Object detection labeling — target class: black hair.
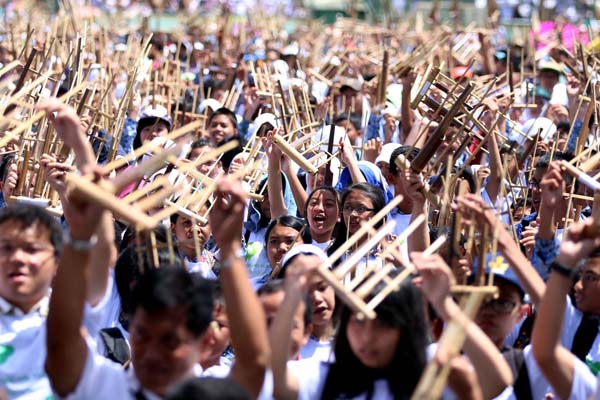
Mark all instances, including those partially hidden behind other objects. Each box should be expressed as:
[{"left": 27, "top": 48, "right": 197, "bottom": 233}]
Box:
[
  {"left": 499, "top": 140, "right": 525, "bottom": 161},
  {"left": 389, "top": 146, "right": 420, "bottom": 176},
  {"left": 166, "top": 377, "right": 252, "bottom": 400},
  {"left": 131, "top": 266, "right": 214, "bottom": 338},
  {"left": 190, "top": 138, "right": 212, "bottom": 150},
  {"left": 115, "top": 246, "right": 186, "bottom": 318},
  {"left": 328, "top": 183, "right": 386, "bottom": 258},
  {"left": 257, "top": 279, "right": 312, "bottom": 329},
  {"left": 534, "top": 151, "right": 575, "bottom": 187},
  {"left": 320, "top": 274, "right": 427, "bottom": 399},
  {"left": 218, "top": 136, "right": 245, "bottom": 171},
  {"left": 119, "top": 224, "right": 168, "bottom": 254},
  {"left": 556, "top": 121, "right": 570, "bottom": 133},
  {"left": 204, "top": 80, "right": 226, "bottom": 98},
  {"left": 334, "top": 113, "right": 362, "bottom": 131},
  {"left": 264, "top": 215, "right": 312, "bottom": 245},
  {"left": 0, "top": 204, "right": 63, "bottom": 256}
]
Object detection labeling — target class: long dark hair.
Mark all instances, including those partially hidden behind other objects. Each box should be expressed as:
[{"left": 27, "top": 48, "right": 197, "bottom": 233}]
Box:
[
  {"left": 320, "top": 276, "right": 428, "bottom": 399},
  {"left": 328, "top": 182, "right": 386, "bottom": 257}
]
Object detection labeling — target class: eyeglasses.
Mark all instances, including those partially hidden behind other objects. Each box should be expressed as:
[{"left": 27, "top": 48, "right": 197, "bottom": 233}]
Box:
[
  {"left": 343, "top": 205, "right": 375, "bottom": 215},
  {"left": 482, "top": 298, "right": 517, "bottom": 314}
]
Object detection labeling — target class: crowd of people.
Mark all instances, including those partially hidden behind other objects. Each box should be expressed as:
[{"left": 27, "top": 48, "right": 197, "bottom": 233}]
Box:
[{"left": 0, "top": 1, "right": 600, "bottom": 399}]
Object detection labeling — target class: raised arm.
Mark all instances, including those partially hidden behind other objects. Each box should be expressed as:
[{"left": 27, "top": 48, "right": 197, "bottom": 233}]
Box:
[
  {"left": 45, "top": 181, "right": 103, "bottom": 396},
  {"left": 37, "top": 100, "right": 116, "bottom": 307},
  {"left": 532, "top": 219, "right": 600, "bottom": 399},
  {"left": 414, "top": 253, "right": 513, "bottom": 399},
  {"left": 263, "top": 131, "right": 288, "bottom": 219},
  {"left": 210, "top": 178, "right": 270, "bottom": 397},
  {"left": 482, "top": 101, "right": 503, "bottom": 205},
  {"left": 281, "top": 154, "right": 308, "bottom": 217},
  {"left": 455, "top": 194, "right": 546, "bottom": 305}
]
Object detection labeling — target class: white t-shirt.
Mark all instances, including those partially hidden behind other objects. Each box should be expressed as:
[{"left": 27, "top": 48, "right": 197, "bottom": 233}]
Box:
[
  {"left": 0, "top": 277, "right": 118, "bottom": 400},
  {"left": 561, "top": 296, "right": 600, "bottom": 375},
  {"left": 300, "top": 337, "right": 332, "bottom": 363},
  {"left": 390, "top": 211, "right": 411, "bottom": 260},
  {"left": 57, "top": 342, "right": 186, "bottom": 400},
  {"left": 288, "top": 344, "right": 454, "bottom": 400},
  {"left": 494, "top": 345, "right": 598, "bottom": 400},
  {"left": 289, "top": 359, "right": 397, "bottom": 400}
]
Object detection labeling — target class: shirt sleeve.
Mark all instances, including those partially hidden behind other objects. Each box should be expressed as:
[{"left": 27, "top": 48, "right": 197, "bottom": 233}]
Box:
[
  {"left": 56, "top": 342, "right": 128, "bottom": 400},
  {"left": 531, "top": 235, "right": 559, "bottom": 281},
  {"left": 568, "top": 356, "right": 597, "bottom": 400}
]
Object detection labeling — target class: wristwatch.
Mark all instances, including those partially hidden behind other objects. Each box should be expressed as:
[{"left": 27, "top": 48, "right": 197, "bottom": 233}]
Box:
[
  {"left": 63, "top": 231, "right": 98, "bottom": 252},
  {"left": 549, "top": 260, "right": 578, "bottom": 280}
]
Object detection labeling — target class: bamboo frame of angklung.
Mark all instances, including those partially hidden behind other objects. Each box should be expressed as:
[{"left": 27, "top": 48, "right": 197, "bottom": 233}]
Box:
[
  {"left": 65, "top": 145, "right": 184, "bottom": 230},
  {"left": 411, "top": 65, "right": 531, "bottom": 143}
]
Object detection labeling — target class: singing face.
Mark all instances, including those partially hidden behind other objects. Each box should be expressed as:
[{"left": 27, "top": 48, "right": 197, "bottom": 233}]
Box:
[{"left": 306, "top": 189, "right": 339, "bottom": 241}]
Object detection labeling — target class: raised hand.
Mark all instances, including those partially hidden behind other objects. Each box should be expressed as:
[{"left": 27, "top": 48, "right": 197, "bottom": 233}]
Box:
[
  {"left": 40, "top": 153, "right": 74, "bottom": 194},
  {"left": 363, "top": 138, "right": 381, "bottom": 163},
  {"left": 540, "top": 161, "right": 564, "bottom": 209},
  {"left": 209, "top": 178, "right": 247, "bottom": 251},
  {"left": 556, "top": 218, "right": 600, "bottom": 268},
  {"left": 1, "top": 163, "right": 18, "bottom": 199},
  {"left": 412, "top": 252, "right": 455, "bottom": 313}
]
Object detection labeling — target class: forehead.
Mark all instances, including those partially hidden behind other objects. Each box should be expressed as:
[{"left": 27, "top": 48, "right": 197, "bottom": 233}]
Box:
[
  {"left": 495, "top": 280, "right": 522, "bottom": 301},
  {"left": 210, "top": 114, "right": 233, "bottom": 125},
  {"left": 583, "top": 258, "right": 600, "bottom": 273},
  {"left": 0, "top": 220, "right": 51, "bottom": 242},
  {"left": 141, "top": 121, "right": 168, "bottom": 131},
  {"left": 310, "top": 190, "right": 336, "bottom": 202},
  {"left": 269, "top": 224, "right": 299, "bottom": 237},
  {"left": 259, "top": 291, "right": 284, "bottom": 312},
  {"left": 344, "top": 190, "right": 373, "bottom": 205}
]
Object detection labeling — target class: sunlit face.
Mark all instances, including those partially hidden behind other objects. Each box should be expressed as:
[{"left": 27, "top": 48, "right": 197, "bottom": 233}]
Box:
[
  {"left": 346, "top": 314, "right": 401, "bottom": 369},
  {"left": 336, "top": 120, "right": 360, "bottom": 144},
  {"left": 574, "top": 259, "right": 600, "bottom": 314},
  {"left": 266, "top": 224, "right": 304, "bottom": 269},
  {"left": 140, "top": 121, "right": 169, "bottom": 144},
  {"left": 208, "top": 114, "right": 236, "bottom": 146},
  {"left": 307, "top": 190, "right": 339, "bottom": 241},
  {"left": 130, "top": 307, "right": 202, "bottom": 396},
  {"left": 0, "top": 221, "right": 57, "bottom": 312},
  {"left": 342, "top": 190, "right": 375, "bottom": 236},
  {"left": 171, "top": 215, "right": 211, "bottom": 259}
]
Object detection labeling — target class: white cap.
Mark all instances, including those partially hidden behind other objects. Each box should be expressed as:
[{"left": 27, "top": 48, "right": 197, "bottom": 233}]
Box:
[
  {"left": 253, "top": 112, "right": 279, "bottom": 131},
  {"left": 198, "top": 98, "right": 222, "bottom": 113},
  {"left": 281, "top": 244, "right": 331, "bottom": 270},
  {"left": 375, "top": 143, "right": 402, "bottom": 166}
]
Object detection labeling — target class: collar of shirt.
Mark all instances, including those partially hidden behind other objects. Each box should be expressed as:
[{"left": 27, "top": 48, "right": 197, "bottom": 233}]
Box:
[{"left": 0, "top": 295, "right": 50, "bottom": 317}]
